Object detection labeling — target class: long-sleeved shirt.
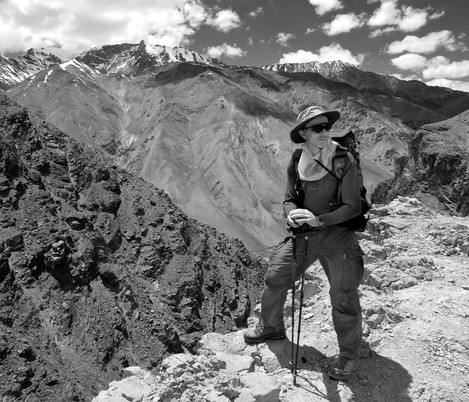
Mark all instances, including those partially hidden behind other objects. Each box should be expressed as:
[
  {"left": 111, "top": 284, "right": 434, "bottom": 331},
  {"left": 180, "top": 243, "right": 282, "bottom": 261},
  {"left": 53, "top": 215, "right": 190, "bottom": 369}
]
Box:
[{"left": 283, "top": 149, "right": 362, "bottom": 228}]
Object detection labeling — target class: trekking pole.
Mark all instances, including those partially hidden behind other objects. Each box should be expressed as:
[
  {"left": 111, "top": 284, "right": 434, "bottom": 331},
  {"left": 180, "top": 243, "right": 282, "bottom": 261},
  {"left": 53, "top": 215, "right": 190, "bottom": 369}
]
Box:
[
  {"left": 290, "top": 234, "right": 297, "bottom": 384},
  {"left": 294, "top": 235, "right": 308, "bottom": 385}
]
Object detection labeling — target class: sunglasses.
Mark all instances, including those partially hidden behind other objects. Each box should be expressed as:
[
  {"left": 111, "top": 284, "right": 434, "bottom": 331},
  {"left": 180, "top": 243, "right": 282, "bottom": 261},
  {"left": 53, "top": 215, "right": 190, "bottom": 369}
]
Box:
[{"left": 304, "top": 123, "right": 328, "bottom": 133}]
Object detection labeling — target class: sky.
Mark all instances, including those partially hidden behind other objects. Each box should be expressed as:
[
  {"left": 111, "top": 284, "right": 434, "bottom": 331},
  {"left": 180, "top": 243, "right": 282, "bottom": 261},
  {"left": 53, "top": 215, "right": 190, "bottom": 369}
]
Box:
[{"left": 1, "top": 0, "right": 469, "bottom": 92}]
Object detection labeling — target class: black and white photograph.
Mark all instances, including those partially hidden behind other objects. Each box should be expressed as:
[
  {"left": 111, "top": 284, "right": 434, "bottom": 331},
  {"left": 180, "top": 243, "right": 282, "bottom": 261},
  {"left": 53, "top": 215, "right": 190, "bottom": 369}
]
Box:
[{"left": 0, "top": 0, "right": 468, "bottom": 401}]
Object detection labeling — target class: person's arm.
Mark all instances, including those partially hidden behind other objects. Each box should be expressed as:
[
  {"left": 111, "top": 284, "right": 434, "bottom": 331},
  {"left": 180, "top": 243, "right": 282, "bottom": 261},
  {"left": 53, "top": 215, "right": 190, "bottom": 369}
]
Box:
[
  {"left": 316, "top": 154, "right": 362, "bottom": 226},
  {"left": 283, "top": 157, "right": 301, "bottom": 219},
  {"left": 282, "top": 156, "right": 322, "bottom": 229}
]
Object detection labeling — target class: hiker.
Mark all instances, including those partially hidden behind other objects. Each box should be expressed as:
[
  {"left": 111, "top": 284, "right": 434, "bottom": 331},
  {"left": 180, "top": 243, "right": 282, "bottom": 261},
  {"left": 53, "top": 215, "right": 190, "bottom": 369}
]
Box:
[{"left": 243, "top": 105, "right": 365, "bottom": 381}]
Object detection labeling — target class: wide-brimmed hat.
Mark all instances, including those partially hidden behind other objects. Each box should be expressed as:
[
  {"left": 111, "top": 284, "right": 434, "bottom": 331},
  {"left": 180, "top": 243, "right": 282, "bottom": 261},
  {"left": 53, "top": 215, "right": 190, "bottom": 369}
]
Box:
[{"left": 290, "top": 105, "right": 340, "bottom": 143}]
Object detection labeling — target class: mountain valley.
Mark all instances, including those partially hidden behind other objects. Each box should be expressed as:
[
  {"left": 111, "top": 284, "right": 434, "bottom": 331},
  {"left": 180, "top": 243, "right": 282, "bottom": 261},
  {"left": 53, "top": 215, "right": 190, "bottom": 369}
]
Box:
[
  {"left": 0, "top": 96, "right": 265, "bottom": 400},
  {"left": 1, "top": 41, "right": 469, "bottom": 401},
  {"left": 3, "top": 41, "right": 454, "bottom": 250}
]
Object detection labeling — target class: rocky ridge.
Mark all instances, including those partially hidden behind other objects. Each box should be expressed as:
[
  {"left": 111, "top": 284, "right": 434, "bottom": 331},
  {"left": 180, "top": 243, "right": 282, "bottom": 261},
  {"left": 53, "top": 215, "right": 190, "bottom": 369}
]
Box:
[
  {"left": 76, "top": 41, "right": 225, "bottom": 75},
  {"left": 91, "top": 197, "right": 469, "bottom": 402},
  {"left": 263, "top": 61, "right": 469, "bottom": 122},
  {"left": 5, "top": 43, "right": 469, "bottom": 251},
  {"left": 0, "top": 49, "right": 63, "bottom": 90},
  {"left": 0, "top": 96, "right": 265, "bottom": 401},
  {"left": 373, "top": 109, "right": 469, "bottom": 215},
  {"left": 6, "top": 54, "right": 417, "bottom": 250}
]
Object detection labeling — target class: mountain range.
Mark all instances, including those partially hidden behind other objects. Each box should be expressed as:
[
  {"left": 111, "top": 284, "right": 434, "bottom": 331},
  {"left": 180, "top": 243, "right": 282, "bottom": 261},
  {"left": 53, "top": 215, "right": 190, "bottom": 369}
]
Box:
[
  {"left": 1, "top": 40, "right": 469, "bottom": 401},
  {"left": 264, "top": 61, "right": 469, "bottom": 125},
  {"left": 0, "top": 48, "right": 62, "bottom": 90},
  {"left": 2, "top": 40, "right": 469, "bottom": 250}
]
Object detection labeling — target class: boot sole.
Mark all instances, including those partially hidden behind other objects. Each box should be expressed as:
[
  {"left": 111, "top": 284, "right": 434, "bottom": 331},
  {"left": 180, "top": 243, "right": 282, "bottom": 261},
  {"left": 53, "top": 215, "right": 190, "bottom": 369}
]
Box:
[
  {"left": 243, "top": 334, "right": 286, "bottom": 345},
  {"left": 327, "top": 370, "right": 352, "bottom": 381}
]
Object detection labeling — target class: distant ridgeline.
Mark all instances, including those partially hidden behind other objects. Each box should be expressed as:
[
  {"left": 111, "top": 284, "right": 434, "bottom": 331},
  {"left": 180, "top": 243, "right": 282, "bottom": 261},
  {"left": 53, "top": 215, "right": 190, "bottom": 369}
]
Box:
[{"left": 2, "top": 42, "right": 469, "bottom": 251}]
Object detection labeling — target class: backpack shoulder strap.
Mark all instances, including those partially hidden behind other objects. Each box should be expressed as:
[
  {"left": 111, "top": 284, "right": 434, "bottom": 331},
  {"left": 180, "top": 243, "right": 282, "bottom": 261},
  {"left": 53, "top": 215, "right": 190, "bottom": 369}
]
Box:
[
  {"left": 292, "top": 148, "right": 303, "bottom": 197},
  {"left": 292, "top": 148, "right": 302, "bottom": 177},
  {"left": 292, "top": 148, "right": 302, "bottom": 162},
  {"left": 332, "top": 145, "right": 348, "bottom": 180}
]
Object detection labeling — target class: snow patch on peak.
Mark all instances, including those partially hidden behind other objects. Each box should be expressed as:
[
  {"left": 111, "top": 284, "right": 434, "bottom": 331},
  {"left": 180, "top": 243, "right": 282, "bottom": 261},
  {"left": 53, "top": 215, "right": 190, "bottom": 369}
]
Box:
[
  {"left": 0, "top": 48, "right": 63, "bottom": 87},
  {"left": 144, "top": 42, "right": 212, "bottom": 65},
  {"left": 76, "top": 41, "right": 223, "bottom": 75},
  {"left": 43, "top": 70, "right": 53, "bottom": 84},
  {"left": 262, "top": 60, "right": 359, "bottom": 76},
  {"left": 144, "top": 43, "right": 166, "bottom": 56},
  {"left": 60, "top": 59, "right": 81, "bottom": 69},
  {"left": 60, "top": 59, "right": 100, "bottom": 76}
]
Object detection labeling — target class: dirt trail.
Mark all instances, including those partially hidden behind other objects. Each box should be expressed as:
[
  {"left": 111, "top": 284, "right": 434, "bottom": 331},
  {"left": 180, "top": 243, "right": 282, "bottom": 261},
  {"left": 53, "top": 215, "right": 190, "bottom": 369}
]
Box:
[{"left": 274, "top": 197, "right": 469, "bottom": 401}]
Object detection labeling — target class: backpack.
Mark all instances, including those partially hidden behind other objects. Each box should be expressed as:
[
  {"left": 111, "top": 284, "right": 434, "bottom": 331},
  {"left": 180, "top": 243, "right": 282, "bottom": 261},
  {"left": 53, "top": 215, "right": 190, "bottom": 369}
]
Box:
[{"left": 291, "top": 130, "right": 371, "bottom": 232}]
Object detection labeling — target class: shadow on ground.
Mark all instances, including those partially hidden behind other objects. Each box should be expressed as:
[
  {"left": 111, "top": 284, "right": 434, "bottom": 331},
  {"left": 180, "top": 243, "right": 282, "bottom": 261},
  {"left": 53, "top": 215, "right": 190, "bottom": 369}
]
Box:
[{"left": 265, "top": 339, "right": 413, "bottom": 401}]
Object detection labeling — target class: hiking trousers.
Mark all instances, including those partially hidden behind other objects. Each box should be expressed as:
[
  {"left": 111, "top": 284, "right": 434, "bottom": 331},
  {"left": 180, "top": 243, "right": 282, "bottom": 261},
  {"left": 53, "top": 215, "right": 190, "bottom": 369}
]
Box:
[{"left": 261, "top": 225, "right": 364, "bottom": 360}]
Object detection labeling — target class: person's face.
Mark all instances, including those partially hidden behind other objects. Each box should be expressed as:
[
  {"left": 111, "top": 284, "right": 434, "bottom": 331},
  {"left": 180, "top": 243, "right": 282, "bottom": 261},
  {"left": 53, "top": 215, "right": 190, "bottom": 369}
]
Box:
[{"left": 300, "top": 122, "right": 330, "bottom": 148}]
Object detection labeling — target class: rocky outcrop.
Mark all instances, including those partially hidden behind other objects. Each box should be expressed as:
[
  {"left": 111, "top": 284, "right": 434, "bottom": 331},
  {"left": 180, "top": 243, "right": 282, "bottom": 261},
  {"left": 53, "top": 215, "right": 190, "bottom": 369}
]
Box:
[
  {"left": 93, "top": 332, "right": 282, "bottom": 402},
  {"left": 372, "top": 110, "right": 469, "bottom": 215},
  {"left": 0, "top": 96, "right": 266, "bottom": 401},
  {"left": 92, "top": 197, "right": 469, "bottom": 402}
]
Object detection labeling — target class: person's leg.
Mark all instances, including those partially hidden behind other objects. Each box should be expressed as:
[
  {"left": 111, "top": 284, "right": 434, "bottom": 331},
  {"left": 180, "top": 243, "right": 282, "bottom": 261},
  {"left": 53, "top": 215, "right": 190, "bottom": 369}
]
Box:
[
  {"left": 260, "top": 238, "right": 293, "bottom": 332},
  {"left": 318, "top": 230, "right": 364, "bottom": 379},
  {"left": 244, "top": 238, "right": 293, "bottom": 343},
  {"left": 244, "top": 235, "right": 317, "bottom": 344},
  {"left": 320, "top": 247, "right": 364, "bottom": 358}
]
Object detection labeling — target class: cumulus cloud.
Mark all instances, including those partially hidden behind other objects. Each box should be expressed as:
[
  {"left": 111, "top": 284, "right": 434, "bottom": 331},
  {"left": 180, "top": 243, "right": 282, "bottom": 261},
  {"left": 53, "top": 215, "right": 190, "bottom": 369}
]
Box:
[
  {"left": 181, "top": 0, "right": 209, "bottom": 28},
  {"left": 368, "top": 0, "right": 401, "bottom": 27},
  {"left": 368, "top": 1, "right": 443, "bottom": 35},
  {"left": 207, "top": 9, "right": 241, "bottom": 33},
  {"left": 322, "top": 13, "right": 366, "bottom": 36},
  {"left": 307, "top": 0, "right": 343, "bottom": 16},
  {"left": 0, "top": 0, "right": 188, "bottom": 54},
  {"left": 276, "top": 33, "right": 296, "bottom": 47},
  {"left": 248, "top": 7, "right": 263, "bottom": 18},
  {"left": 0, "top": 0, "right": 240, "bottom": 55},
  {"left": 425, "top": 78, "right": 469, "bottom": 93},
  {"left": 279, "top": 43, "right": 364, "bottom": 66},
  {"left": 399, "top": 6, "right": 428, "bottom": 31},
  {"left": 389, "top": 72, "right": 418, "bottom": 82},
  {"left": 423, "top": 57, "right": 469, "bottom": 80},
  {"left": 387, "top": 30, "right": 460, "bottom": 55},
  {"left": 391, "top": 53, "right": 428, "bottom": 71},
  {"left": 389, "top": 50, "right": 469, "bottom": 92},
  {"left": 368, "top": 27, "right": 395, "bottom": 37},
  {"left": 205, "top": 43, "right": 246, "bottom": 59}
]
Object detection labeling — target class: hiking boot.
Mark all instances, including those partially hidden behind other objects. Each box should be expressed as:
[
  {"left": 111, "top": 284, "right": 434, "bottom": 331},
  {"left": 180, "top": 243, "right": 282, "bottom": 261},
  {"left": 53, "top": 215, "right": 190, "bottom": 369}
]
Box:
[
  {"left": 327, "top": 356, "right": 359, "bottom": 381},
  {"left": 243, "top": 323, "right": 286, "bottom": 345}
]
